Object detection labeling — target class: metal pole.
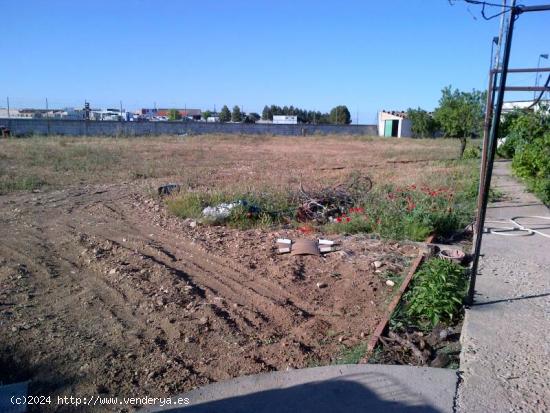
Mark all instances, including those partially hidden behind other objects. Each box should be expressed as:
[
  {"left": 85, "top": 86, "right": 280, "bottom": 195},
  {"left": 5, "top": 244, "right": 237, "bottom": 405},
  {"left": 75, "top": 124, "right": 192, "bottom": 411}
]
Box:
[
  {"left": 469, "top": 2, "right": 517, "bottom": 305},
  {"left": 6, "top": 97, "right": 10, "bottom": 118}
]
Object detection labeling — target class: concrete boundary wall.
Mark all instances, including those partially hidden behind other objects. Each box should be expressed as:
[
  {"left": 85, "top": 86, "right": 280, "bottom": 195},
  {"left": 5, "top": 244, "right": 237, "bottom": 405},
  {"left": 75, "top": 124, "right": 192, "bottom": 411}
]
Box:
[{"left": 1, "top": 118, "right": 378, "bottom": 137}]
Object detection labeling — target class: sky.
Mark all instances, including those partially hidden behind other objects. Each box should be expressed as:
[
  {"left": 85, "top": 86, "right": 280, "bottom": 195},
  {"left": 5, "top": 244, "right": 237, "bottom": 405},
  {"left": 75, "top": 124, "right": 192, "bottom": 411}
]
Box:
[{"left": 1, "top": 0, "right": 549, "bottom": 123}]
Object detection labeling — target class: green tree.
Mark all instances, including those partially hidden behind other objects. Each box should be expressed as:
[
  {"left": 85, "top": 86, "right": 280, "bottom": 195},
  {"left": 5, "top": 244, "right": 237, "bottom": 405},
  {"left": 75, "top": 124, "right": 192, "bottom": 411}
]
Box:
[
  {"left": 168, "top": 109, "right": 182, "bottom": 121},
  {"left": 433, "top": 86, "right": 486, "bottom": 157},
  {"left": 219, "top": 105, "right": 231, "bottom": 122},
  {"left": 244, "top": 113, "right": 260, "bottom": 123},
  {"left": 407, "top": 107, "right": 438, "bottom": 138},
  {"left": 231, "top": 105, "right": 243, "bottom": 122},
  {"left": 329, "top": 105, "right": 351, "bottom": 124},
  {"left": 261, "top": 105, "right": 272, "bottom": 120},
  {"left": 202, "top": 110, "right": 212, "bottom": 121}
]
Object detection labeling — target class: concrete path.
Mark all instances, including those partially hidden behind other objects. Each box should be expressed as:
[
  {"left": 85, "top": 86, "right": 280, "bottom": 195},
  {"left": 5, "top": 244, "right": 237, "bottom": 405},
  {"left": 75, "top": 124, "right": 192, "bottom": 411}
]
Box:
[
  {"left": 143, "top": 364, "right": 457, "bottom": 413},
  {"left": 457, "top": 161, "right": 550, "bottom": 412}
]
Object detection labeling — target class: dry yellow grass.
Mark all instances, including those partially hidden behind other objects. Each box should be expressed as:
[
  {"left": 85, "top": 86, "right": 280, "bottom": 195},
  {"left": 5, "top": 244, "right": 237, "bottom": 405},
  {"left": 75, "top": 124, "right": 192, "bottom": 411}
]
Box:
[{"left": 0, "top": 134, "right": 471, "bottom": 195}]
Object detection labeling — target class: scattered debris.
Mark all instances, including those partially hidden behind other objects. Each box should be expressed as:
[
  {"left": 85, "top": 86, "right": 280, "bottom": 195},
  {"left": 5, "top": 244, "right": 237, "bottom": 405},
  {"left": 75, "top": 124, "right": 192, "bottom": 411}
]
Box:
[
  {"left": 158, "top": 184, "right": 181, "bottom": 197},
  {"left": 439, "top": 248, "right": 465, "bottom": 264},
  {"left": 202, "top": 200, "right": 259, "bottom": 222},
  {"left": 291, "top": 240, "right": 320, "bottom": 256},
  {"left": 276, "top": 238, "right": 339, "bottom": 256},
  {"left": 295, "top": 173, "right": 372, "bottom": 224}
]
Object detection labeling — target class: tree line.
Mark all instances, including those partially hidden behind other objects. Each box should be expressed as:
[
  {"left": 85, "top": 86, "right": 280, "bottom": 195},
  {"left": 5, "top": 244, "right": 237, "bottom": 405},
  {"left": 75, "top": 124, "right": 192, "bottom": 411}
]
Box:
[
  {"left": 203, "top": 104, "right": 352, "bottom": 124},
  {"left": 261, "top": 104, "right": 351, "bottom": 124}
]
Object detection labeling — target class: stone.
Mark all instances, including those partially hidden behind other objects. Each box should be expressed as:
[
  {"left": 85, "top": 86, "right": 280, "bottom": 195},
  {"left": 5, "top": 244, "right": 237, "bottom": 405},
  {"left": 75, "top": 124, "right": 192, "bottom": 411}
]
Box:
[
  {"left": 109, "top": 268, "right": 117, "bottom": 275},
  {"left": 386, "top": 279, "right": 395, "bottom": 287},
  {"left": 316, "top": 282, "right": 328, "bottom": 289},
  {"left": 430, "top": 352, "right": 450, "bottom": 368},
  {"left": 373, "top": 261, "right": 383, "bottom": 269}
]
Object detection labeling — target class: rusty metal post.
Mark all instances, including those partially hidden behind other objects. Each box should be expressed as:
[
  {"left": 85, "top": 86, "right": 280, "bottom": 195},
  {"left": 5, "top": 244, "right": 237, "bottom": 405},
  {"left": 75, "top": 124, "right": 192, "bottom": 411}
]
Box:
[{"left": 468, "top": 1, "right": 517, "bottom": 305}]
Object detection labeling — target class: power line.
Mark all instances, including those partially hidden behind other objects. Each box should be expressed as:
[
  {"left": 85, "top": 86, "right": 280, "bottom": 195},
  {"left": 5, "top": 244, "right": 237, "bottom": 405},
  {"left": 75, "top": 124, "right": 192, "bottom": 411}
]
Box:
[{"left": 448, "top": 0, "right": 513, "bottom": 20}]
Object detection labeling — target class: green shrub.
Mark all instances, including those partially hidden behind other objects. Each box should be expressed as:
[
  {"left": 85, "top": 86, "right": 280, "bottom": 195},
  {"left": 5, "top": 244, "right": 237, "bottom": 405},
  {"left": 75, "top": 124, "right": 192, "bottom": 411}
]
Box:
[
  {"left": 462, "top": 144, "right": 481, "bottom": 159},
  {"left": 403, "top": 258, "right": 467, "bottom": 329},
  {"left": 499, "top": 109, "right": 550, "bottom": 203},
  {"left": 512, "top": 131, "right": 550, "bottom": 204},
  {"left": 324, "top": 181, "right": 476, "bottom": 241}
]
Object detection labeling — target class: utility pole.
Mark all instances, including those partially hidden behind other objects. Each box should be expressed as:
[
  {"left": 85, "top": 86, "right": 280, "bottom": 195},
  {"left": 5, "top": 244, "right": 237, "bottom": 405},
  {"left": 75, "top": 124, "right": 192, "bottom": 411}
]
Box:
[
  {"left": 120, "top": 100, "right": 123, "bottom": 121},
  {"left": 6, "top": 97, "right": 10, "bottom": 118},
  {"left": 468, "top": 1, "right": 550, "bottom": 305}
]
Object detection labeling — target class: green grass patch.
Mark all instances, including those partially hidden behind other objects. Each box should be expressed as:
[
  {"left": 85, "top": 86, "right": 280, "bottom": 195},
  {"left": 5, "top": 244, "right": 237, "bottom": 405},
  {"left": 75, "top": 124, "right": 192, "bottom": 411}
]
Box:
[
  {"left": 0, "top": 174, "right": 46, "bottom": 194},
  {"left": 398, "top": 258, "right": 468, "bottom": 331},
  {"left": 323, "top": 178, "right": 477, "bottom": 241},
  {"left": 334, "top": 342, "right": 368, "bottom": 365}
]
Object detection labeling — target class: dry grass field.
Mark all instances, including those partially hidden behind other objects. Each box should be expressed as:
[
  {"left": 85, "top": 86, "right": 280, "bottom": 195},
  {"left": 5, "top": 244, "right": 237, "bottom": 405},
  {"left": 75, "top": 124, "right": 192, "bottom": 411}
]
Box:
[
  {"left": 1, "top": 135, "right": 469, "bottom": 194},
  {"left": 0, "top": 135, "right": 478, "bottom": 411}
]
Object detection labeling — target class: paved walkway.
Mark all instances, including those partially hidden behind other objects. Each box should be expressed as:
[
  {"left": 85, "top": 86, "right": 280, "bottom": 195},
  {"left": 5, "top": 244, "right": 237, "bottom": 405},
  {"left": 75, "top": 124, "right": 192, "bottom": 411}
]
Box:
[
  {"left": 457, "top": 161, "right": 550, "bottom": 412},
  {"left": 143, "top": 364, "right": 457, "bottom": 413}
]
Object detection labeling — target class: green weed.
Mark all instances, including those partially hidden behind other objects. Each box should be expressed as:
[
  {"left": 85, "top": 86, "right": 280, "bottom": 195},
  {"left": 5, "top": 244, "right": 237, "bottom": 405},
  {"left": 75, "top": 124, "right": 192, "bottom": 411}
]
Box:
[
  {"left": 403, "top": 258, "right": 468, "bottom": 330},
  {"left": 334, "top": 342, "right": 368, "bottom": 365}
]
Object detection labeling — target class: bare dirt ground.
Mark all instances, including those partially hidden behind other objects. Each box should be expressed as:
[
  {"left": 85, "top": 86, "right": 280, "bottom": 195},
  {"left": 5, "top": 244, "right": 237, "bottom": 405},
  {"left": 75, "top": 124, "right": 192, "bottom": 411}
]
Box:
[
  {"left": 0, "top": 136, "right": 464, "bottom": 411},
  {"left": 0, "top": 184, "right": 418, "bottom": 410}
]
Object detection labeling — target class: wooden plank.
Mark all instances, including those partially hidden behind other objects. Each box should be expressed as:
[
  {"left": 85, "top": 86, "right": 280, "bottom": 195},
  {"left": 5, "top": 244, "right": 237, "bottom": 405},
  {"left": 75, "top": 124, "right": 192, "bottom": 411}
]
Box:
[{"left": 363, "top": 234, "right": 435, "bottom": 360}]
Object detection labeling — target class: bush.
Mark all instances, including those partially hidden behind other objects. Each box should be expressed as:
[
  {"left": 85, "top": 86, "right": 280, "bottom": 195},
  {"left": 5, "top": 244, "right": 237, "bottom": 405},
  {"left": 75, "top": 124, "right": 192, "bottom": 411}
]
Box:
[
  {"left": 462, "top": 144, "right": 481, "bottom": 159},
  {"left": 499, "top": 108, "right": 550, "bottom": 203},
  {"left": 403, "top": 258, "right": 467, "bottom": 329},
  {"left": 325, "top": 182, "right": 476, "bottom": 241}
]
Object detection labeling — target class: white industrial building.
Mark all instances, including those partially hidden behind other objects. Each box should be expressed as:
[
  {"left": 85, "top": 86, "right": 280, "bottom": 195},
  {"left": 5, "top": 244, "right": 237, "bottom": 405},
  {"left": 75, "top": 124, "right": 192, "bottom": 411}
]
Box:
[
  {"left": 272, "top": 115, "right": 298, "bottom": 125},
  {"left": 378, "top": 110, "right": 412, "bottom": 138}
]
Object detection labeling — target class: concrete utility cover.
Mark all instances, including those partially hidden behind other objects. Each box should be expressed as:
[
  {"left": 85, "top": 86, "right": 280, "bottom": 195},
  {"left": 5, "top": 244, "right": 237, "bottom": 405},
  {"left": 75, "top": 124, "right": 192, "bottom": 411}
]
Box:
[{"left": 142, "top": 364, "right": 457, "bottom": 412}]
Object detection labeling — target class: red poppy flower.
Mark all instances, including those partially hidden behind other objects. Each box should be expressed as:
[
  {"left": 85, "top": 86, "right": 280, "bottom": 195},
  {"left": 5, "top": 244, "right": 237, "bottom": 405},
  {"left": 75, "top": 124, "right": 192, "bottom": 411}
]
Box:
[
  {"left": 346, "top": 217, "right": 351, "bottom": 222},
  {"left": 336, "top": 217, "right": 342, "bottom": 223}
]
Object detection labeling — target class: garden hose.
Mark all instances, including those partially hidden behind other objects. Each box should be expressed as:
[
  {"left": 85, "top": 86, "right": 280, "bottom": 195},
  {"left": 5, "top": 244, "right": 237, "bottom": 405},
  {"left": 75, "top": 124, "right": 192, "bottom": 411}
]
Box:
[{"left": 485, "top": 216, "right": 550, "bottom": 239}]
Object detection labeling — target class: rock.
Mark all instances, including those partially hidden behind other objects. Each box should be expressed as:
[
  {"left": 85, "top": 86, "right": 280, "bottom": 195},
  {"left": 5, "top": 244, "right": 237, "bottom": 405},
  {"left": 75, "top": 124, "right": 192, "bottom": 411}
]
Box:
[
  {"left": 386, "top": 279, "right": 395, "bottom": 287},
  {"left": 198, "top": 317, "right": 208, "bottom": 325},
  {"left": 430, "top": 352, "right": 450, "bottom": 368},
  {"left": 189, "top": 220, "right": 197, "bottom": 228},
  {"left": 109, "top": 268, "right": 117, "bottom": 275},
  {"left": 316, "top": 282, "right": 328, "bottom": 289},
  {"left": 439, "top": 329, "right": 449, "bottom": 340},
  {"left": 373, "top": 261, "right": 383, "bottom": 269}
]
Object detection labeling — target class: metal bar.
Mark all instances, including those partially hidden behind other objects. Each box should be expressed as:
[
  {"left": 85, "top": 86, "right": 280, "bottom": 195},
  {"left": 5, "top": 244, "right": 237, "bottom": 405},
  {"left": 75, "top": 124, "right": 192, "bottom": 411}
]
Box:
[
  {"left": 517, "top": 4, "right": 550, "bottom": 13},
  {"left": 496, "top": 86, "right": 550, "bottom": 91},
  {"left": 475, "top": 69, "right": 496, "bottom": 254},
  {"left": 468, "top": 2, "right": 517, "bottom": 305},
  {"left": 492, "top": 67, "right": 550, "bottom": 73}
]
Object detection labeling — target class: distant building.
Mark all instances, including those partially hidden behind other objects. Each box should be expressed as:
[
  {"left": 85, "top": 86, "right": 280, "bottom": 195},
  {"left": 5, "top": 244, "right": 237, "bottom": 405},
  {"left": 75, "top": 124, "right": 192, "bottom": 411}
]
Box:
[
  {"left": 502, "top": 100, "right": 550, "bottom": 113},
  {"left": 139, "top": 108, "right": 202, "bottom": 120},
  {"left": 273, "top": 115, "right": 297, "bottom": 125},
  {"left": 378, "top": 110, "right": 412, "bottom": 138}
]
